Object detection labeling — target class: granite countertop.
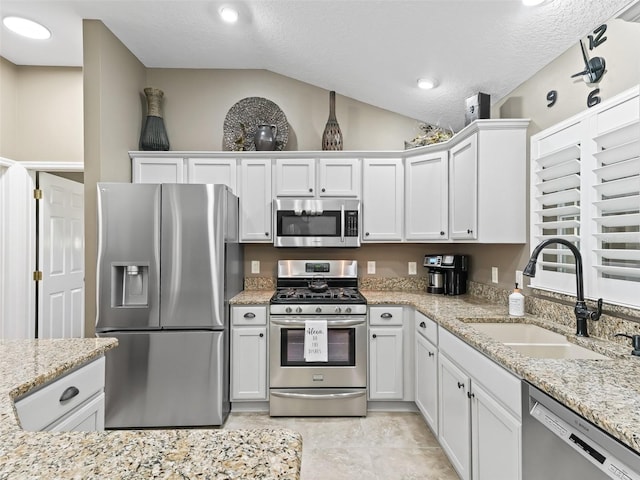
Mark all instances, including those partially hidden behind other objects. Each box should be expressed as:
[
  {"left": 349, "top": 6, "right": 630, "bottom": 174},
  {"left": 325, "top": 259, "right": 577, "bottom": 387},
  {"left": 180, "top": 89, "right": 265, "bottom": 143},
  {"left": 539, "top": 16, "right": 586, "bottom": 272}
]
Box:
[
  {"left": 0, "top": 338, "right": 302, "bottom": 479},
  {"left": 232, "top": 288, "right": 640, "bottom": 455}
]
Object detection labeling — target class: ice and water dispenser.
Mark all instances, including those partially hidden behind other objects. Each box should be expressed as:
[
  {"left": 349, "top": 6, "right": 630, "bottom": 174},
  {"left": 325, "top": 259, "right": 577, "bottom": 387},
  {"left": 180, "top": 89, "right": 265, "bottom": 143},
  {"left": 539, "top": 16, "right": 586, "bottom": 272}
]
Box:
[{"left": 112, "top": 264, "right": 149, "bottom": 307}]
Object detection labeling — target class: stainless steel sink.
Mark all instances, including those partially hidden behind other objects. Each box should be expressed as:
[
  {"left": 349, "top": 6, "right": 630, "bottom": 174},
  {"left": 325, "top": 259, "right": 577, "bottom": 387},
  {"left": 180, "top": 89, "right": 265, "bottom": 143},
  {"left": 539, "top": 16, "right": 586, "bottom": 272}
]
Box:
[{"left": 469, "top": 322, "right": 610, "bottom": 360}]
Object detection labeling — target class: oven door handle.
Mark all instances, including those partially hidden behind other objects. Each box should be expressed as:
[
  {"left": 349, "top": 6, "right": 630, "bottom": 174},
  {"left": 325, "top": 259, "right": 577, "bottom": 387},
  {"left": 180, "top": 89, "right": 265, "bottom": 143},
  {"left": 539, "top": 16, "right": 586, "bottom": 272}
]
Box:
[
  {"left": 270, "top": 318, "right": 366, "bottom": 327},
  {"left": 271, "top": 391, "right": 366, "bottom": 400}
]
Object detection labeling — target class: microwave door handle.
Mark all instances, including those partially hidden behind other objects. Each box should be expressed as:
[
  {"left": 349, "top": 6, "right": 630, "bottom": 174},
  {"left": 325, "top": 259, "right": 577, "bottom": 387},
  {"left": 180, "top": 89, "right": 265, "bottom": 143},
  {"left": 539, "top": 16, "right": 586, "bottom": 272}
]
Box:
[{"left": 341, "top": 204, "right": 345, "bottom": 243}]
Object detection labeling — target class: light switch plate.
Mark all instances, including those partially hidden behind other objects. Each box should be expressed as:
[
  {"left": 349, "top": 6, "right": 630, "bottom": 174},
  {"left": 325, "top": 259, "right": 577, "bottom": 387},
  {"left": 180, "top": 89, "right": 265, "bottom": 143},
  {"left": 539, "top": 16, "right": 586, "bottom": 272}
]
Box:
[
  {"left": 251, "top": 260, "right": 260, "bottom": 274},
  {"left": 367, "top": 261, "right": 376, "bottom": 274},
  {"left": 491, "top": 267, "right": 499, "bottom": 283},
  {"left": 408, "top": 262, "right": 417, "bottom": 275},
  {"left": 516, "top": 270, "right": 523, "bottom": 287}
]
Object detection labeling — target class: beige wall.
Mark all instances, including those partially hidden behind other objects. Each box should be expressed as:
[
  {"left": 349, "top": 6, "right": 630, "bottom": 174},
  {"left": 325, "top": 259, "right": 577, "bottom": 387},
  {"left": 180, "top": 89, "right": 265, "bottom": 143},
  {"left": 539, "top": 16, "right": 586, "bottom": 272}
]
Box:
[
  {"left": 0, "top": 57, "right": 83, "bottom": 162},
  {"left": 146, "top": 68, "right": 419, "bottom": 151},
  {"left": 83, "top": 19, "right": 147, "bottom": 336},
  {"left": 0, "top": 58, "right": 19, "bottom": 159},
  {"left": 494, "top": 19, "right": 640, "bottom": 135}
]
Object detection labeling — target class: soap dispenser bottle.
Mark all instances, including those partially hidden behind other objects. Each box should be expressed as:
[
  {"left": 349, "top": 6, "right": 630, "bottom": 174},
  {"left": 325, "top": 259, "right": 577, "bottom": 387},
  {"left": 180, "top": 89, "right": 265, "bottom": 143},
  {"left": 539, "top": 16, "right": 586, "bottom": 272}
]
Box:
[{"left": 509, "top": 283, "right": 525, "bottom": 317}]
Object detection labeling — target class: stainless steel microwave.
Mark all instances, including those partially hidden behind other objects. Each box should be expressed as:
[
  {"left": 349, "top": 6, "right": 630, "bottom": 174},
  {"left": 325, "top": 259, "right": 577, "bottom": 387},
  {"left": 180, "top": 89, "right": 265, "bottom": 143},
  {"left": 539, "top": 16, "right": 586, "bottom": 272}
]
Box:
[{"left": 274, "top": 198, "right": 360, "bottom": 247}]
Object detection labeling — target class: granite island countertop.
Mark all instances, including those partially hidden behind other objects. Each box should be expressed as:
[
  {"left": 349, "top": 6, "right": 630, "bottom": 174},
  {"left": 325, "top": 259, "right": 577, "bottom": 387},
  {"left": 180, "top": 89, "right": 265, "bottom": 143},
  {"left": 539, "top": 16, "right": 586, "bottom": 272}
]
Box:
[
  {"left": 232, "top": 288, "right": 640, "bottom": 455},
  {"left": 0, "top": 338, "right": 302, "bottom": 479}
]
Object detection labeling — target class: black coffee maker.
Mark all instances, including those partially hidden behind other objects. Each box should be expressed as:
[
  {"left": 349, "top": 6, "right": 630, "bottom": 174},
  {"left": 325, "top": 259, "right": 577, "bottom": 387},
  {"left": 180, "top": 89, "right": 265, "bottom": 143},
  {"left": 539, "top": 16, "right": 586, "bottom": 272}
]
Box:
[{"left": 423, "top": 254, "right": 469, "bottom": 295}]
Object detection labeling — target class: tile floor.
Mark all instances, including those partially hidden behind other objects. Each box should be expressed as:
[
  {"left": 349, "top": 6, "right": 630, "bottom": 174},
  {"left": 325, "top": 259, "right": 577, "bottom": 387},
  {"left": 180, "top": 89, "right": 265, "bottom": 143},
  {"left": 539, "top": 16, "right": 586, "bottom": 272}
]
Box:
[{"left": 224, "top": 412, "right": 459, "bottom": 480}]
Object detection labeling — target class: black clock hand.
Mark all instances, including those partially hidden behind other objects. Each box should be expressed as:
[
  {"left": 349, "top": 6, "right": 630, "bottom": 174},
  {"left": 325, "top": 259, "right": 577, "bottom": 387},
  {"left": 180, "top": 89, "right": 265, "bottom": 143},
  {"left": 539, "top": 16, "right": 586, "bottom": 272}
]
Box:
[{"left": 571, "top": 40, "right": 591, "bottom": 78}]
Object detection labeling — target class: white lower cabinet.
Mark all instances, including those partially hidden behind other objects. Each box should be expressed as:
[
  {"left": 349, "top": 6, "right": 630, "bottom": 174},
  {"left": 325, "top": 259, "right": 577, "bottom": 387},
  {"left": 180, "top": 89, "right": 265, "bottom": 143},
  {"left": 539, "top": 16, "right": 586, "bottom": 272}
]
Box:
[
  {"left": 471, "top": 382, "right": 521, "bottom": 480},
  {"left": 15, "top": 356, "right": 106, "bottom": 432},
  {"left": 231, "top": 305, "right": 268, "bottom": 401},
  {"left": 439, "top": 354, "right": 472, "bottom": 479},
  {"left": 438, "top": 328, "right": 522, "bottom": 480},
  {"left": 415, "top": 330, "right": 439, "bottom": 434},
  {"left": 369, "top": 326, "right": 404, "bottom": 400}
]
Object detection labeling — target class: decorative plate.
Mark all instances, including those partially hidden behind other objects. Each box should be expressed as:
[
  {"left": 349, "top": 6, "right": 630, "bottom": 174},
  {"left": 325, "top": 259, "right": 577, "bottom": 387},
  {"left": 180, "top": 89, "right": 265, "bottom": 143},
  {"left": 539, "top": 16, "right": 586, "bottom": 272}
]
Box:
[{"left": 223, "top": 97, "right": 289, "bottom": 151}]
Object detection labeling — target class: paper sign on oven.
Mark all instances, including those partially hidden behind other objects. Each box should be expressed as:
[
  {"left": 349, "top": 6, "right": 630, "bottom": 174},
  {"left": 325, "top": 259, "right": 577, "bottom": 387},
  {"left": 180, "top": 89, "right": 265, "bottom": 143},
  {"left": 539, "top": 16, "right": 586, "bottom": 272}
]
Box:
[{"left": 304, "top": 320, "right": 328, "bottom": 362}]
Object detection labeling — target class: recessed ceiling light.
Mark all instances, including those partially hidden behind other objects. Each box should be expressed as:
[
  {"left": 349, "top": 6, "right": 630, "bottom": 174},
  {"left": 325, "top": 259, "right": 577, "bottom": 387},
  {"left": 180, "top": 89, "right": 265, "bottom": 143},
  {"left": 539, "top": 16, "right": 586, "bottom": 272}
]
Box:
[
  {"left": 522, "top": 0, "right": 547, "bottom": 6},
  {"left": 2, "top": 16, "right": 51, "bottom": 40},
  {"left": 219, "top": 7, "right": 239, "bottom": 23},
  {"left": 417, "top": 79, "right": 436, "bottom": 90}
]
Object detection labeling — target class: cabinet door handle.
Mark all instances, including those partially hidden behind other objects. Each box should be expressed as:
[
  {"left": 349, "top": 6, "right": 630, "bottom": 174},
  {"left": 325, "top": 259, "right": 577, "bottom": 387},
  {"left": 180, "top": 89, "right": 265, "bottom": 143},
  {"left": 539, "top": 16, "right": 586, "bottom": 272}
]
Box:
[
  {"left": 243, "top": 312, "right": 256, "bottom": 319},
  {"left": 457, "top": 382, "right": 465, "bottom": 390},
  {"left": 265, "top": 232, "right": 269, "bottom": 236},
  {"left": 440, "top": 231, "right": 445, "bottom": 236},
  {"left": 321, "top": 188, "right": 326, "bottom": 192},
  {"left": 467, "top": 229, "right": 473, "bottom": 234},
  {"left": 467, "top": 392, "right": 475, "bottom": 399},
  {"left": 428, "top": 351, "right": 434, "bottom": 357},
  {"left": 309, "top": 188, "right": 313, "bottom": 193},
  {"left": 380, "top": 313, "right": 393, "bottom": 319},
  {"left": 372, "top": 334, "right": 377, "bottom": 339},
  {"left": 59, "top": 386, "right": 80, "bottom": 402},
  {"left": 365, "top": 232, "right": 370, "bottom": 236},
  {"left": 419, "top": 321, "right": 426, "bottom": 328},
  {"left": 259, "top": 333, "right": 264, "bottom": 338}
]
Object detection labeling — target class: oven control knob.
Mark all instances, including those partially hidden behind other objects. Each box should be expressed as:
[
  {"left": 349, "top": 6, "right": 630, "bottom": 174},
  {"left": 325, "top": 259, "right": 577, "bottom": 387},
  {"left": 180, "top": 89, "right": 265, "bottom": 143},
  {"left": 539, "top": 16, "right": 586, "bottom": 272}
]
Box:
[
  {"left": 345, "top": 307, "right": 352, "bottom": 313},
  {"left": 315, "top": 307, "right": 322, "bottom": 313},
  {"left": 335, "top": 307, "right": 342, "bottom": 314},
  {"left": 285, "top": 307, "right": 292, "bottom": 313},
  {"left": 296, "top": 307, "right": 303, "bottom": 313}
]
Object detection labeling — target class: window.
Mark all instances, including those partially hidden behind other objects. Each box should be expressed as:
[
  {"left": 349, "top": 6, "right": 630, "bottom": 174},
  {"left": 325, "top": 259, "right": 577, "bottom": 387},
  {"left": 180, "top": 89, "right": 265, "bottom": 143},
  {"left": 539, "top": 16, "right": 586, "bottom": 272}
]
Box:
[{"left": 530, "top": 86, "right": 640, "bottom": 309}]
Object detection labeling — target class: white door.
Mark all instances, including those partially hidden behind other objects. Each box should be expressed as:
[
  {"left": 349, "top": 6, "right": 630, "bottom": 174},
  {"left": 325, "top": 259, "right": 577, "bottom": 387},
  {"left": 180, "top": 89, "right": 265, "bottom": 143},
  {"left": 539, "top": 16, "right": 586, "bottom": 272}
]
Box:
[
  {"left": 369, "top": 326, "right": 404, "bottom": 400},
  {"left": 38, "top": 173, "right": 84, "bottom": 338}
]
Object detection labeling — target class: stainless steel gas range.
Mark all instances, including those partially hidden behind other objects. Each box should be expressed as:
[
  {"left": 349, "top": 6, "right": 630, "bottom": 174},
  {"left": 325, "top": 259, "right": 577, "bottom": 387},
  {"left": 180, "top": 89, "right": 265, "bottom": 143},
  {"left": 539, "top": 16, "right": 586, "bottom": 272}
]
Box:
[{"left": 269, "top": 260, "right": 367, "bottom": 417}]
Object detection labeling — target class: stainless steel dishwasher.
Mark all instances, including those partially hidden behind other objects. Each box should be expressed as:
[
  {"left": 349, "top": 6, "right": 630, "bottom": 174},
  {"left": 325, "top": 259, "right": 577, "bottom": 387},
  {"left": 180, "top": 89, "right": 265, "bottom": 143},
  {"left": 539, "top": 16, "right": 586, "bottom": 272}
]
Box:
[{"left": 523, "top": 381, "right": 640, "bottom": 479}]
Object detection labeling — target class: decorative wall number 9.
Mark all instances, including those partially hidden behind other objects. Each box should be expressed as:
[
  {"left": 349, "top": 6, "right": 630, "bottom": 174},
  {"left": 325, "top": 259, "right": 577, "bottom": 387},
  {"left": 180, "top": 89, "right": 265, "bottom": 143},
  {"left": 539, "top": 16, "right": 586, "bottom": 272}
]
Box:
[{"left": 546, "top": 90, "right": 558, "bottom": 108}]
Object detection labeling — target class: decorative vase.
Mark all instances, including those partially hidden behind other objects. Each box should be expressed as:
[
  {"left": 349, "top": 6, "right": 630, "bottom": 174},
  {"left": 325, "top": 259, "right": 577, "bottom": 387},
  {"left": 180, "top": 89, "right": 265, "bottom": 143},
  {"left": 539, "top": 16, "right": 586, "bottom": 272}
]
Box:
[
  {"left": 140, "top": 87, "right": 170, "bottom": 151},
  {"left": 322, "top": 91, "right": 343, "bottom": 150},
  {"left": 254, "top": 124, "right": 278, "bottom": 151}
]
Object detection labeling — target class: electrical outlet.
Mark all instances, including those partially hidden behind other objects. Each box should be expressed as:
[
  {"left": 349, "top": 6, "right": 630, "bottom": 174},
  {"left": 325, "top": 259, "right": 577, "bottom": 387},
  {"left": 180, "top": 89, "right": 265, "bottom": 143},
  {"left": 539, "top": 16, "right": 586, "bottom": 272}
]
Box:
[
  {"left": 491, "top": 267, "right": 499, "bottom": 283},
  {"left": 251, "top": 260, "right": 260, "bottom": 274},
  {"left": 367, "top": 261, "right": 376, "bottom": 274},
  {"left": 408, "top": 262, "right": 417, "bottom": 275},
  {"left": 516, "top": 270, "right": 523, "bottom": 287}
]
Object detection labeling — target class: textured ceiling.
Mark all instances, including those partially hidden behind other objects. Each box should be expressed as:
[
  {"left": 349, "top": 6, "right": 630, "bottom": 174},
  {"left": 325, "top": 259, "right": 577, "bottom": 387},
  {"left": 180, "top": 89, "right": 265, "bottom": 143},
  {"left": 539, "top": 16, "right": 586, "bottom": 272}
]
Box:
[{"left": 1, "top": 0, "right": 637, "bottom": 131}]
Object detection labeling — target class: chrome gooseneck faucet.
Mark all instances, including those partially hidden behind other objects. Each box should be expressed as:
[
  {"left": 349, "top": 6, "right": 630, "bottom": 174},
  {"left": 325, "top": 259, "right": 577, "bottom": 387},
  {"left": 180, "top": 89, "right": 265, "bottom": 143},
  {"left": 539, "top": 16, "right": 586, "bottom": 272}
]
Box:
[{"left": 523, "top": 238, "right": 602, "bottom": 337}]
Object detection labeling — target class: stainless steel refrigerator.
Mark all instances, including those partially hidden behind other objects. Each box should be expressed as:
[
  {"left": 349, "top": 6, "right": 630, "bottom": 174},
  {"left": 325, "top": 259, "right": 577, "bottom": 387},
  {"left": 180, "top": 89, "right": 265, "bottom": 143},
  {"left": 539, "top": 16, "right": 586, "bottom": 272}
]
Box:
[{"left": 95, "top": 183, "right": 243, "bottom": 428}]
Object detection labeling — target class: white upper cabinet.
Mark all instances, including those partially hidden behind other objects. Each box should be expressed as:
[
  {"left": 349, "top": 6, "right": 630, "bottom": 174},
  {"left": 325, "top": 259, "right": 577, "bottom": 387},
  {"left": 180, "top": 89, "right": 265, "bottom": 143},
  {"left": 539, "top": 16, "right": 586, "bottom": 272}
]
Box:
[
  {"left": 275, "top": 158, "right": 360, "bottom": 197},
  {"left": 186, "top": 158, "right": 237, "bottom": 193},
  {"left": 362, "top": 158, "right": 404, "bottom": 241},
  {"left": 239, "top": 159, "right": 272, "bottom": 242},
  {"left": 132, "top": 156, "right": 185, "bottom": 184},
  {"left": 405, "top": 151, "right": 449, "bottom": 241},
  {"left": 129, "top": 119, "right": 528, "bottom": 244},
  {"left": 449, "top": 134, "right": 478, "bottom": 240},
  {"left": 317, "top": 158, "right": 361, "bottom": 197},
  {"left": 275, "top": 158, "right": 315, "bottom": 196}
]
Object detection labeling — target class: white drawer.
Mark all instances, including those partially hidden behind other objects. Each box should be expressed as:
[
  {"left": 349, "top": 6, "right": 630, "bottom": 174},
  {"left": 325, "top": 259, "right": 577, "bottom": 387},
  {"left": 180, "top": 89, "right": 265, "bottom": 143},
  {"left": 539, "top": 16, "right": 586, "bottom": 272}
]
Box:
[
  {"left": 15, "top": 356, "right": 105, "bottom": 431},
  {"left": 232, "top": 305, "right": 267, "bottom": 326},
  {"left": 369, "top": 306, "right": 403, "bottom": 326},
  {"left": 415, "top": 311, "right": 438, "bottom": 345}
]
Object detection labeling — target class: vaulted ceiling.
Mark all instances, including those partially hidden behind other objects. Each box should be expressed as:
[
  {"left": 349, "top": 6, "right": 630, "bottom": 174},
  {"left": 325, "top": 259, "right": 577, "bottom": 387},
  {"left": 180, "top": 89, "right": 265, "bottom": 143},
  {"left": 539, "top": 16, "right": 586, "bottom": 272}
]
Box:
[{"left": 1, "top": 0, "right": 638, "bottom": 131}]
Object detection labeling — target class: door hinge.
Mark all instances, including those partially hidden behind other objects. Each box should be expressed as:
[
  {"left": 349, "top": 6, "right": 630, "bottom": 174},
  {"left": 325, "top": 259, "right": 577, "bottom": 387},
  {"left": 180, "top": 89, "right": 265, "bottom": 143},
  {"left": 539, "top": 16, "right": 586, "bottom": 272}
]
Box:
[
  {"left": 33, "top": 189, "right": 42, "bottom": 200},
  {"left": 33, "top": 271, "right": 43, "bottom": 281}
]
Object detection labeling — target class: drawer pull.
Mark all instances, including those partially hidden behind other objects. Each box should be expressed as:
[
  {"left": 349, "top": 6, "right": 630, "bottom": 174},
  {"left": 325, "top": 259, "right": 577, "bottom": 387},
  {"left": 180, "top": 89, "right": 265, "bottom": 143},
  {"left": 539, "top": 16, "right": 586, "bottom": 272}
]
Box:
[
  {"left": 419, "top": 321, "right": 426, "bottom": 328},
  {"left": 59, "top": 386, "right": 79, "bottom": 402},
  {"left": 380, "top": 313, "right": 393, "bottom": 319},
  {"left": 243, "top": 312, "right": 256, "bottom": 319}
]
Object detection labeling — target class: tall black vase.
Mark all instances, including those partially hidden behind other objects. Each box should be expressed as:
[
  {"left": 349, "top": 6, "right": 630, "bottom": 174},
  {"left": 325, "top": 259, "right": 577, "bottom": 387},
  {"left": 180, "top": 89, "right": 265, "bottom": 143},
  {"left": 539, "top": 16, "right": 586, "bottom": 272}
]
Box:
[{"left": 140, "top": 87, "right": 170, "bottom": 151}]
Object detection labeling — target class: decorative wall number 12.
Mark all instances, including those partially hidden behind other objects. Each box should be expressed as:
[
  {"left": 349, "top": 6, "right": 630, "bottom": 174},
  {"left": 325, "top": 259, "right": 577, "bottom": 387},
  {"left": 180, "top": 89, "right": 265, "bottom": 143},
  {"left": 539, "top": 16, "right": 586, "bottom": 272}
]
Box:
[{"left": 546, "top": 24, "right": 607, "bottom": 109}]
